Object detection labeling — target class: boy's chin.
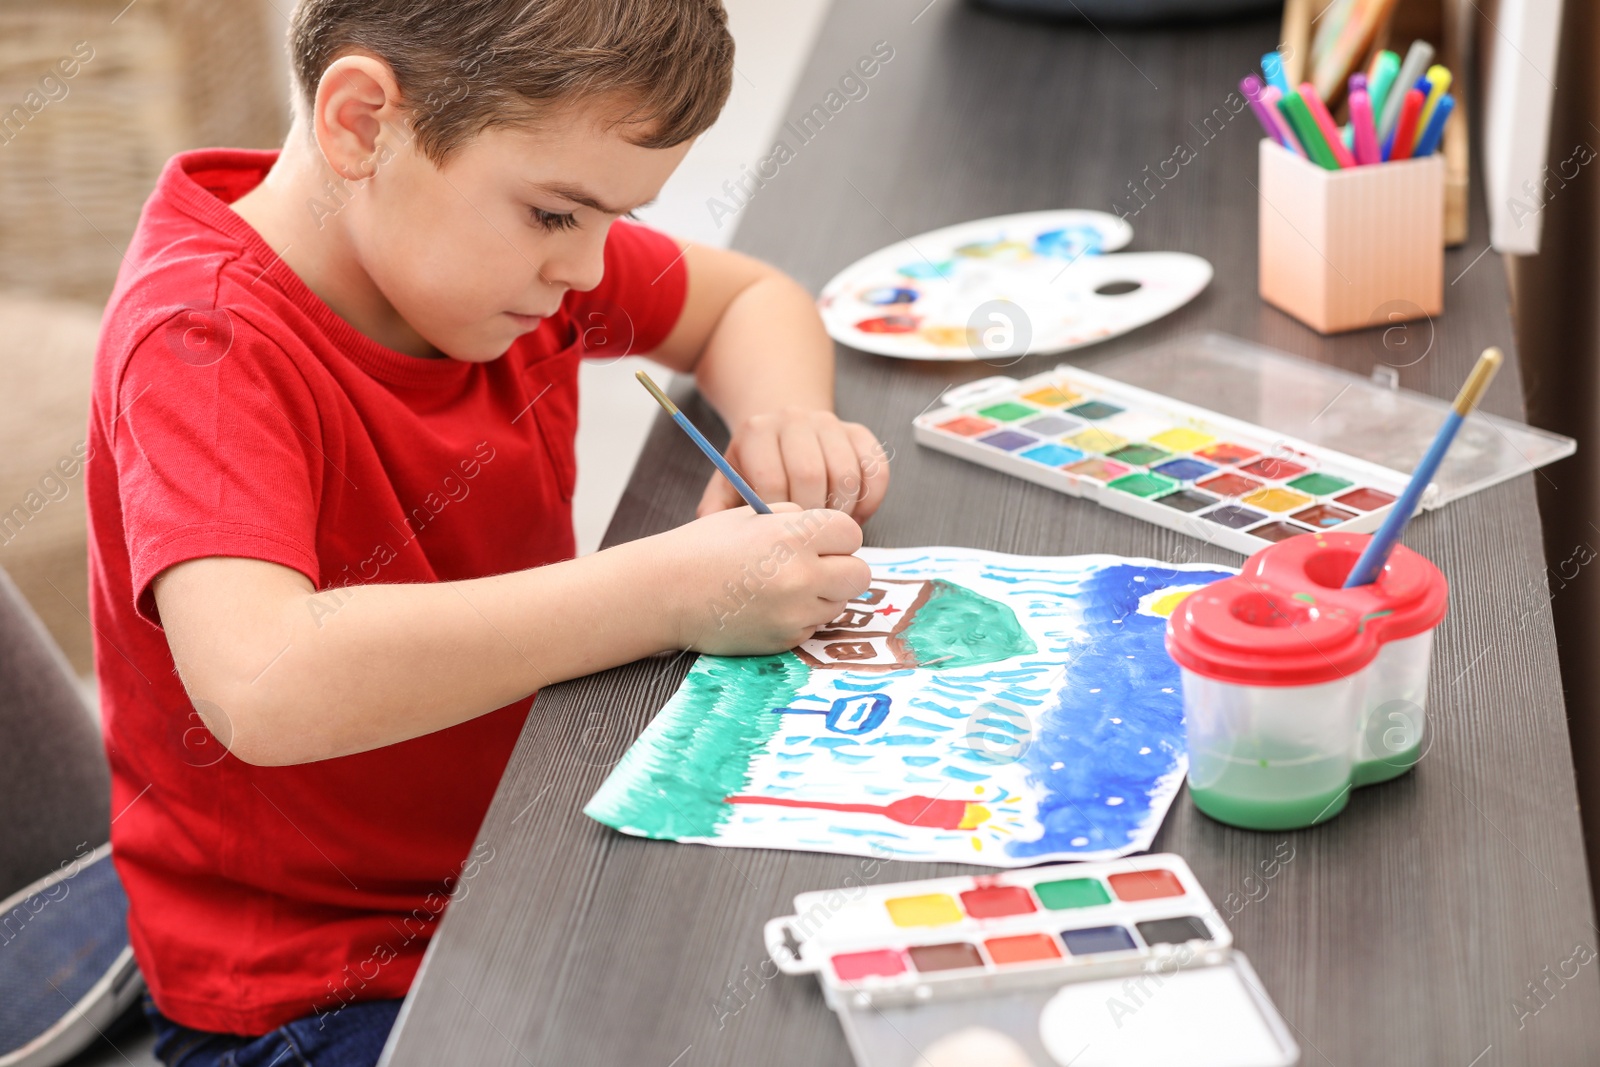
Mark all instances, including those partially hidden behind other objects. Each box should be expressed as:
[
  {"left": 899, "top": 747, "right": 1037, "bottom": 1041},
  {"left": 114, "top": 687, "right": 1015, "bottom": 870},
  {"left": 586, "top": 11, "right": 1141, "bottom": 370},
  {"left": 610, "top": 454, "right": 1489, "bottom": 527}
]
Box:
[{"left": 431, "top": 324, "right": 528, "bottom": 363}]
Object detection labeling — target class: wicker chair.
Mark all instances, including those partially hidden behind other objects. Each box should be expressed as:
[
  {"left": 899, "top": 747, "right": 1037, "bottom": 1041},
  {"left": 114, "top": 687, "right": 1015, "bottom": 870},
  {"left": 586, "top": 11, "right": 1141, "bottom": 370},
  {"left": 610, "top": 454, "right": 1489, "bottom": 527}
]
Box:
[{"left": 0, "top": 0, "right": 289, "bottom": 671}]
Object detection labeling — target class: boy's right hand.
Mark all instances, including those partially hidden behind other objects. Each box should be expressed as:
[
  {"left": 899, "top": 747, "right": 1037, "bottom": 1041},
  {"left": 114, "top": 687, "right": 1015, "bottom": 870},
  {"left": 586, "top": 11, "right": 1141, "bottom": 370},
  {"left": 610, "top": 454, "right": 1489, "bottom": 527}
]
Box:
[{"left": 649, "top": 503, "right": 871, "bottom": 656}]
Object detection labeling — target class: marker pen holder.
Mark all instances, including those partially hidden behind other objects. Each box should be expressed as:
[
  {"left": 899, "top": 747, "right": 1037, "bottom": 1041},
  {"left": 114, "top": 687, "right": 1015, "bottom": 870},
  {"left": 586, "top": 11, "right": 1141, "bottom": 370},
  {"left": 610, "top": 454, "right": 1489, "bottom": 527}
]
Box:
[
  {"left": 1257, "top": 138, "right": 1445, "bottom": 334},
  {"left": 1167, "top": 533, "right": 1447, "bottom": 830}
]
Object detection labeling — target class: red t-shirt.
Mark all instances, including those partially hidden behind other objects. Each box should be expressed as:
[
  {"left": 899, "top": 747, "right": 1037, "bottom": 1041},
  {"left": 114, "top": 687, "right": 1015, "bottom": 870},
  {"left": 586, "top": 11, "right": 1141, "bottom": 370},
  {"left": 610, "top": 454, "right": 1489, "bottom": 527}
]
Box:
[{"left": 86, "top": 149, "right": 687, "bottom": 1034}]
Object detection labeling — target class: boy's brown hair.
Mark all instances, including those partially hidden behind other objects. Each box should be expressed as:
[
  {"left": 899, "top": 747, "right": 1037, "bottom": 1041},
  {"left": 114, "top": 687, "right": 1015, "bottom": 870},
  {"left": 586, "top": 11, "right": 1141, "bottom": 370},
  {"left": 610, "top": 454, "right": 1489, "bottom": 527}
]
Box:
[{"left": 289, "top": 0, "right": 734, "bottom": 160}]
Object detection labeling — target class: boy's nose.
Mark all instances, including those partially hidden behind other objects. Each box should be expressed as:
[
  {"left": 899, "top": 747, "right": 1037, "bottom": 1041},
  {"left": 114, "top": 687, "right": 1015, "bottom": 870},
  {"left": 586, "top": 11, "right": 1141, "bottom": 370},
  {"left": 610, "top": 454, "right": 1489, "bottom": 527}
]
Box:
[{"left": 540, "top": 241, "right": 606, "bottom": 294}]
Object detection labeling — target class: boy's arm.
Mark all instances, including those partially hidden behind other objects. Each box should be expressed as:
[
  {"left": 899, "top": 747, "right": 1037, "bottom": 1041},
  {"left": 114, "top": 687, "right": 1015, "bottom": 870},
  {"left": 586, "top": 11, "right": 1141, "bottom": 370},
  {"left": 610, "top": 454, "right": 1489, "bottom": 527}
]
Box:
[
  {"left": 154, "top": 503, "right": 866, "bottom": 767},
  {"left": 648, "top": 244, "right": 890, "bottom": 519}
]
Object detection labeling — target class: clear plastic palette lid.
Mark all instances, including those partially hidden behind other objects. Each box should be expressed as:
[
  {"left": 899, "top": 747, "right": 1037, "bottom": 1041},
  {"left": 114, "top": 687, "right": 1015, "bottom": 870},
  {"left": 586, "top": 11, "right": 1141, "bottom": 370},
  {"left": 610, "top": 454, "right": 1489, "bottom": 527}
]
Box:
[{"left": 1085, "top": 333, "right": 1575, "bottom": 506}]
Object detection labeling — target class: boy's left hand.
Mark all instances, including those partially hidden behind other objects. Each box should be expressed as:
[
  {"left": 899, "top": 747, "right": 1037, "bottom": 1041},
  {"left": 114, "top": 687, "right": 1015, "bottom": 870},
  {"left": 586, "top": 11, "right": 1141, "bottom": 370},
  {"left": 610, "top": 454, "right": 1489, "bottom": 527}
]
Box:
[{"left": 697, "top": 407, "right": 889, "bottom": 521}]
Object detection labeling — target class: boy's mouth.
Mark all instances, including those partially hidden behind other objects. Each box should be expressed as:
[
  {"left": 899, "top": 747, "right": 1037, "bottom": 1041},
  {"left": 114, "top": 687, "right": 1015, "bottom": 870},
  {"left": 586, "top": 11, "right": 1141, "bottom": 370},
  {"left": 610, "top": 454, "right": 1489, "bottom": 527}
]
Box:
[{"left": 505, "top": 311, "right": 546, "bottom": 332}]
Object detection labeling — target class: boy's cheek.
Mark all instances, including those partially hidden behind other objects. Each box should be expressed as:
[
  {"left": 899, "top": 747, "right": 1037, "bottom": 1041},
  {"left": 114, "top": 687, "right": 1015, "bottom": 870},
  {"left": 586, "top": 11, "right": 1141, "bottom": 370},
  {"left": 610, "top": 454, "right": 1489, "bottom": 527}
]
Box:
[{"left": 358, "top": 219, "right": 531, "bottom": 358}]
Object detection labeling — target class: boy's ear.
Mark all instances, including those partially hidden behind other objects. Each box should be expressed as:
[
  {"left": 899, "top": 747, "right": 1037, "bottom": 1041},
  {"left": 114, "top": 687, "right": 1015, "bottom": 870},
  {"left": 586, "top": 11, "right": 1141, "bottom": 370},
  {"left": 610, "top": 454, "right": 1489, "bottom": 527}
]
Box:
[{"left": 312, "top": 54, "right": 406, "bottom": 181}]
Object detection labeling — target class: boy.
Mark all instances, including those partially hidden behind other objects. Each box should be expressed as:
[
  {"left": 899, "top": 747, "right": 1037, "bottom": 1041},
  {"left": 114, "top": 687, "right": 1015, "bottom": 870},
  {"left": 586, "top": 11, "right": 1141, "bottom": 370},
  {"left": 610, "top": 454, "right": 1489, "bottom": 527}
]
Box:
[{"left": 86, "top": 1, "right": 888, "bottom": 1063}]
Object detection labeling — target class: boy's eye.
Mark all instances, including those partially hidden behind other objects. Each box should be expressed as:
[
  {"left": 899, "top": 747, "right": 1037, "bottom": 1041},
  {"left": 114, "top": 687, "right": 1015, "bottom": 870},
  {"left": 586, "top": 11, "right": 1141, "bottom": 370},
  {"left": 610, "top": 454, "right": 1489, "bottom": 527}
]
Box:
[{"left": 530, "top": 207, "right": 578, "bottom": 232}]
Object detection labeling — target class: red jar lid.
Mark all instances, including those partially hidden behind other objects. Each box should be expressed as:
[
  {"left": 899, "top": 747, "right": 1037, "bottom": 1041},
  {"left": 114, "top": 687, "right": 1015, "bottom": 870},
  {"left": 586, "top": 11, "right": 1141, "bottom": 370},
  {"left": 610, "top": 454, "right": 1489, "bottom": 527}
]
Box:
[
  {"left": 1242, "top": 532, "right": 1448, "bottom": 642},
  {"left": 1166, "top": 576, "right": 1377, "bottom": 687}
]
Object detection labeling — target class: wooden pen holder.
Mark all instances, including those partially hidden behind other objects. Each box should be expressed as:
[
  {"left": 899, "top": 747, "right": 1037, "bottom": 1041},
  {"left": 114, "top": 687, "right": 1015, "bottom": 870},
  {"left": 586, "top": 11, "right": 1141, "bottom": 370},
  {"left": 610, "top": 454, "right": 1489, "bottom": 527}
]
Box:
[{"left": 1257, "top": 139, "right": 1444, "bottom": 335}]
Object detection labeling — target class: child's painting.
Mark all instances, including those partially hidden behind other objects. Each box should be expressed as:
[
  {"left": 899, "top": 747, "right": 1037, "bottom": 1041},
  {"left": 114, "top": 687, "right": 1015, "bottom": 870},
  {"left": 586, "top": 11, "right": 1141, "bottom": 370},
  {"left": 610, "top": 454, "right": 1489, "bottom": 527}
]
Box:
[{"left": 584, "top": 548, "right": 1235, "bottom": 867}]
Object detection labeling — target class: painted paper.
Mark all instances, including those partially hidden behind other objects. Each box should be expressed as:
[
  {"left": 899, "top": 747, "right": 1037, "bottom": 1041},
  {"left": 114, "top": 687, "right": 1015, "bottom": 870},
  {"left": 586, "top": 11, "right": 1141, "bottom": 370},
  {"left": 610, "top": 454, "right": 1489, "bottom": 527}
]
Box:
[{"left": 584, "top": 548, "right": 1235, "bottom": 866}]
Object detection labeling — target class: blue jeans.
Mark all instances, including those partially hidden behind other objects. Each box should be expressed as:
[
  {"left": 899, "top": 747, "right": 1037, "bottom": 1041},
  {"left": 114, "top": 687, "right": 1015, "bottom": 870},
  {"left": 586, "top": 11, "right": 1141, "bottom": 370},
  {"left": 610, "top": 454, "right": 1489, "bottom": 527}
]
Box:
[{"left": 144, "top": 996, "right": 403, "bottom": 1067}]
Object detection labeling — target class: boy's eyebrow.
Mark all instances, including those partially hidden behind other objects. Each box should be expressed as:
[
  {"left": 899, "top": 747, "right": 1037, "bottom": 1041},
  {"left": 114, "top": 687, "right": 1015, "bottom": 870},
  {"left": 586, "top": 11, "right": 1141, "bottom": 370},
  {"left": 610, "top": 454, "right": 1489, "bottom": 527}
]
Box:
[{"left": 531, "top": 182, "right": 654, "bottom": 216}]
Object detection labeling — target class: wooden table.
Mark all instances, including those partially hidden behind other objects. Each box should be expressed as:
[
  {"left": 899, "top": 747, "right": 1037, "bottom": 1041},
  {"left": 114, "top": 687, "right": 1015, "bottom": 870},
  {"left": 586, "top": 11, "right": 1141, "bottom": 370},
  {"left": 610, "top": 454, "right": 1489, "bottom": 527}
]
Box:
[{"left": 380, "top": 2, "right": 1600, "bottom": 1063}]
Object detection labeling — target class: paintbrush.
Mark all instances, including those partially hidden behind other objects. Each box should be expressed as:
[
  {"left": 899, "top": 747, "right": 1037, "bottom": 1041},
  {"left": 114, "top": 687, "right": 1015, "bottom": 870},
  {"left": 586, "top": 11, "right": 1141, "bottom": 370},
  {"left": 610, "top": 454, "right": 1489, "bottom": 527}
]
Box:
[
  {"left": 635, "top": 370, "right": 772, "bottom": 514},
  {"left": 1344, "top": 347, "right": 1503, "bottom": 587}
]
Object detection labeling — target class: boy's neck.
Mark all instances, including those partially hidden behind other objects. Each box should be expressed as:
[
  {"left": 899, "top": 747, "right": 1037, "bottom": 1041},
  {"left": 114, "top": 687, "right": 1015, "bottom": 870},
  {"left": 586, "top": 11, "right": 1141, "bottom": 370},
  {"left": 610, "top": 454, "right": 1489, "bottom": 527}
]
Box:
[{"left": 229, "top": 120, "right": 442, "bottom": 359}]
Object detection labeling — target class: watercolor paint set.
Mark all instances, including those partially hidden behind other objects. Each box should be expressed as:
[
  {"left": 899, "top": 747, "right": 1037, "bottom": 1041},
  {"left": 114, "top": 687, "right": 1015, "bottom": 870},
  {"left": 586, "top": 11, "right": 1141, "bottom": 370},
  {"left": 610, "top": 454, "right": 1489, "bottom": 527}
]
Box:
[
  {"left": 914, "top": 333, "right": 1574, "bottom": 555},
  {"left": 765, "top": 854, "right": 1298, "bottom": 1067}
]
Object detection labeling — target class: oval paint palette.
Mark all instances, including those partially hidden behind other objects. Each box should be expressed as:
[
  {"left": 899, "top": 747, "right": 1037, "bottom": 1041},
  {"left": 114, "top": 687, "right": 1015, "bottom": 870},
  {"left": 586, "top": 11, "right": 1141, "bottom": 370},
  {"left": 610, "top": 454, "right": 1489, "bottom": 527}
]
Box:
[{"left": 818, "top": 210, "right": 1212, "bottom": 361}]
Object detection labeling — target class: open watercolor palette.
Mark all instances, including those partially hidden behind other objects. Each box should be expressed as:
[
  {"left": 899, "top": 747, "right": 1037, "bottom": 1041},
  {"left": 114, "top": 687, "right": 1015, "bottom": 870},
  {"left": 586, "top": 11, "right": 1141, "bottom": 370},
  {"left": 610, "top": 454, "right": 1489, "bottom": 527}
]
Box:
[
  {"left": 818, "top": 210, "right": 1213, "bottom": 360},
  {"left": 914, "top": 333, "right": 1576, "bottom": 555},
  {"left": 766, "top": 854, "right": 1298, "bottom": 1067}
]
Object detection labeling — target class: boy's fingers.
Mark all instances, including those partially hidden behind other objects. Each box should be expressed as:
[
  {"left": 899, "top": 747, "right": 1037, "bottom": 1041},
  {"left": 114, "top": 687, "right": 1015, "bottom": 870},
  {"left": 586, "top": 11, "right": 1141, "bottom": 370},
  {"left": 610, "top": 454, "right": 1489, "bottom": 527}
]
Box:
[
  {"left": 815, "top": 553, "right": 872, "bottom": 601},
  {"left": 795, "top": 508, "right": 863, "bottom": 556},
  {"left": 845, "top": 423, "right": 891, "bottom": 519},
  {"left": 779, "top": 421, "right": 827, "bottom": 509},
  {"left": 696, "top": 472, "right": 743, "bottom": 516},
  {"left": 733, "top": 428, "right": 787, "bottom": 505},
  {"left": 818, "top": 423, "right": 864, "bottom": 513}
]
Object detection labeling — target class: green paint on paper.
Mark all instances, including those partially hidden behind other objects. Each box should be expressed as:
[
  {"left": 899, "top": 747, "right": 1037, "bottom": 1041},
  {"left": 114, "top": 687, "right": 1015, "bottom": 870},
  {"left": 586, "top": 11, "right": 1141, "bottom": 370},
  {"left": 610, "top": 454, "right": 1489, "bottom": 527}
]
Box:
[
  {"left": 977, "top": 401, "right": 1038, "bottom": 422},
  {"left": 582, "top": 654, "right": 807, "bottom": 839},
  {"left": 903, "top": 580, "right": 1036, "bottom": 668}
]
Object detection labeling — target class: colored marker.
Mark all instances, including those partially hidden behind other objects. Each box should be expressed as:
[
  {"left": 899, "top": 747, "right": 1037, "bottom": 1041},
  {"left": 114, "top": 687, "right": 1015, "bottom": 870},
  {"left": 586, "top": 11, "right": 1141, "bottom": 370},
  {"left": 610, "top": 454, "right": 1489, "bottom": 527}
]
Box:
[
  {"left": 1379, "top": 40, "right": 1434, "bottom": 142},
  {"left": 1415, "top": 64, "right": 1453, "bottom": 149},
  {"left": 1344, "top": 348, "right": 1504, "bottom": 588},
  {"left": 1349, "top": 88, "right": 1380, "bottom": 165},
  {"left": 1414, "top": 74, "right": 1434, "bottom": 108},
  {"left": 1299, "top": 83, "right": 1357, "bottom": 168},
  {"left": 1413, "top": 93, "right": 1454, "bottom": 158},
  {"left": 1242, "top": 75, "right": 1289, "bottom": 148},
  {"left": 1262, "top": 50, "right": 1290, "bottom": 94},
  {"left": 1384, "top": 88, "right": 1425, "bottom": 161},
  {"left": 1278, "top": 90, "right": 1338, "bottom": 170},
  {"left": 1341, "top": 74, "right": 1364, "bottom": 154},
  {"left": 636, "top": 371, "right": 771, "bottom": 513},
  {"left": 1260, "top": 86, "right": 1305, "bottom": 156},
  {"left": 1367, "top": 49, "right": 1401, "bottom": 118}
]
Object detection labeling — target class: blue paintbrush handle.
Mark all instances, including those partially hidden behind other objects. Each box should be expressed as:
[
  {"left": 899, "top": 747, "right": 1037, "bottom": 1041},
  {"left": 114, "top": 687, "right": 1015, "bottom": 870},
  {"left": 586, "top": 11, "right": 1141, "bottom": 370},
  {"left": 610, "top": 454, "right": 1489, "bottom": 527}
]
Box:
[
  {"left": 1344, "top": 410, "right": 1461, "bottom": 587},
  {"left": 673, "top": 411, "right": 772, "bottom": 514}
]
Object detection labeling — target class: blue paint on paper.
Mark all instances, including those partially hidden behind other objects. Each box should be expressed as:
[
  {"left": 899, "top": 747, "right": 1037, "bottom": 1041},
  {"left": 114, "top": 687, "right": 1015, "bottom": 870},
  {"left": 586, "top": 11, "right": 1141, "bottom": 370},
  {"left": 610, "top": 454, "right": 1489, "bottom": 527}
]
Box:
[{"left": 1007, "top": 562, "right": 1232, "bottom": 859}]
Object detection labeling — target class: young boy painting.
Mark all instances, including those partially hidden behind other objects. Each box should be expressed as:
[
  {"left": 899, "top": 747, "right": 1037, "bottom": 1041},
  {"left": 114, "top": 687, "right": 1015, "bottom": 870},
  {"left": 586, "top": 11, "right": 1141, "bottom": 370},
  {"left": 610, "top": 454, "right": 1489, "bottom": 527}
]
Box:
[{"left": 86, "top": 2, "right": 887, "bottom": 1062}]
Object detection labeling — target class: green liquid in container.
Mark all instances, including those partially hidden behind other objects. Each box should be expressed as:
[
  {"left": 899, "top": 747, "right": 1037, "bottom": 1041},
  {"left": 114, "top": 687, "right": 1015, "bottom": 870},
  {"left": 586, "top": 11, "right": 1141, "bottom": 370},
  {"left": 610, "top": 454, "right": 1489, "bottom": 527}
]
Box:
[
  {"left": 1189, "top": 738, "right": 1423, "bottom": 829},
  {"left": 1190, "top": 780, "right": 1351, "bottom": 830},
  {"left": 1352, "top": 737, "right": 1423, "bottom": 787},
  {"left": 1187, "top": 749, "right": 1353, "bottom": 831}
]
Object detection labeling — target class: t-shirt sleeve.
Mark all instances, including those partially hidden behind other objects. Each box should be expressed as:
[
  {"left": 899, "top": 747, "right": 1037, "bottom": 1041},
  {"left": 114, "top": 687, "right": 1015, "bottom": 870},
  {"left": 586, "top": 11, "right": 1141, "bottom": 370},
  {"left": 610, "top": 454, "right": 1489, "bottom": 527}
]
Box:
[
  {"left": 113, "top": 314, "right": 323, "bottom": 625},
  {"left": 569, "top": 219, "right": 689, "bottom": 358}
]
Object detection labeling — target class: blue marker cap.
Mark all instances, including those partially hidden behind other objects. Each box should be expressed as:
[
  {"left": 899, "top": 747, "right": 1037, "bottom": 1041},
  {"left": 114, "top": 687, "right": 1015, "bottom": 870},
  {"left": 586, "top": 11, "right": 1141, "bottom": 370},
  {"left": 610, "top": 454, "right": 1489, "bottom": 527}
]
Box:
[
  {"left": 1412, "top": 94, "right": 1454, "bottom": 158},
  {"left": 1262, "top": 51, "right": 1290, "bottom": 94}
]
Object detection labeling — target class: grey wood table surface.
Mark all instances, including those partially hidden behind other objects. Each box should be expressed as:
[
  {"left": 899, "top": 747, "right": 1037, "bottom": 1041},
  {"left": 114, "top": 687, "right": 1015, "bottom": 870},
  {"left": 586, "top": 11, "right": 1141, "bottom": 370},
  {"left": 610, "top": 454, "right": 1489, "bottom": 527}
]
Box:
[{"left": 381, "top": 2, "right": 1600, "bottom": 1064}]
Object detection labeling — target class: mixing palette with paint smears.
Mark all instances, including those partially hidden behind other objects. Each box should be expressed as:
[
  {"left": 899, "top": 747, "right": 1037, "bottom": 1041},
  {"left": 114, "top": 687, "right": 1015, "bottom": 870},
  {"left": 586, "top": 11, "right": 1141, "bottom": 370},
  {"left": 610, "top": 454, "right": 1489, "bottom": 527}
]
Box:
[
  {"left": 914, "top": 333, "right": 1577, "bottom": 556},
  {"left": 766, "top": 854, "right": 1298, "bottom": 1067},
  {"left": 817, "top": 210, "right": 1212, "bottom": 360}
]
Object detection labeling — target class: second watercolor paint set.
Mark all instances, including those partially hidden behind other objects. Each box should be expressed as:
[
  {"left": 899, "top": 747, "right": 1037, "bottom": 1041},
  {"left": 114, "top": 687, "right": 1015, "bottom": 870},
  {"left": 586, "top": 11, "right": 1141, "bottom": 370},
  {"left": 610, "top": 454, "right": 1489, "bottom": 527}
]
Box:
[
  {"left": 767, "top": 854, "right": 1298, "bottom": 1067},
  {"left": 915, "top": 333, "right": 1574, "bottom": 555}
]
